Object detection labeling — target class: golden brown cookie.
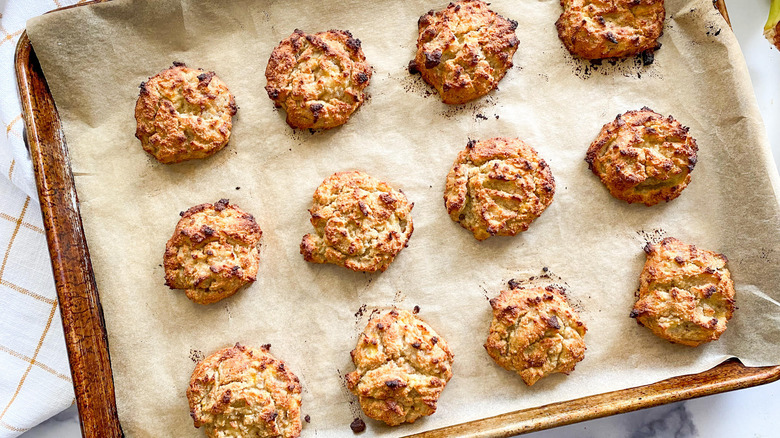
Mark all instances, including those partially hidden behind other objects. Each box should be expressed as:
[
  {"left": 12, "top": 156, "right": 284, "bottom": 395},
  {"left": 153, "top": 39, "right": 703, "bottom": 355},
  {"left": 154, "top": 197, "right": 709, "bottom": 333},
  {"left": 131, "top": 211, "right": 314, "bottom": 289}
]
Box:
[
  {"left": 444, "top": 137, "right": 555, "bottom": 240},
  {"left": 135, "top": 62, "right": 237, "bottom": 164},
  {"left": 300, "top": 171, "right": 413, "bottom": 272},
  {"left": 585, "top": 107, "right": 698, "bottom": 206},
  {"left": 410, "top": 0, "right": 519, "bottom": 104},
  {"left": 631, "top": 237, "right": 735, "bottom": 347},
  {"left": 265, "top": 29, "right": 372, "bottom": 129},
  {"left": 555, "top": 0, "right": 665, "bottom": 60},
  {"left": 164, "top": 199, "right": 261, "bottom": 304},
  {"left": 346, "top": 309, "right": 454, "bottom": 426},
  {"left": 187, "top": 343, "right": 302, "bottom": 438},
  {"left": 485, "top": 283, "right": 587, "bottom": 386}
]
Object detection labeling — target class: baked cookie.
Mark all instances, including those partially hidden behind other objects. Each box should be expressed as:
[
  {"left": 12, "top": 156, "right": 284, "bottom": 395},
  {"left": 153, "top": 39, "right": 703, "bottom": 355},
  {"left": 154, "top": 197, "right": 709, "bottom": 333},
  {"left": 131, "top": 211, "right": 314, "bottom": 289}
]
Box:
[
  {"left": 556, "top": 0, "right": 665, "bottom": 60},
  {"left": 346, "top": 309, "right": 454, "bottom": 426},
  {"left": 135, "top": 62, "right": 237, "bottom": 164},
  {"left": 585, "top": 107, "right": 698, "bottom": 206},
  {"left": 265, "top": 29, "right": 372, "bottom": 129},
  {"left": 187, "top": 343, "right": 302, "bottom": 438},
  {"left": 164, "top": 199, "right": 261, "bottom": 304},
  {"left": 444, "top": 138, "right": 555, "bottom": 240},
  {"left": 300, "top": 171, "right": 413, "bottom": 272},
  {"left": 410, "top": 0, "right": 519, "bottom": 104},
  {"left": 485, "top": 284, "right": 587, "bottom": 386},
  {"left": 631, "top": 237, "right": 735, "bottom": 347}
]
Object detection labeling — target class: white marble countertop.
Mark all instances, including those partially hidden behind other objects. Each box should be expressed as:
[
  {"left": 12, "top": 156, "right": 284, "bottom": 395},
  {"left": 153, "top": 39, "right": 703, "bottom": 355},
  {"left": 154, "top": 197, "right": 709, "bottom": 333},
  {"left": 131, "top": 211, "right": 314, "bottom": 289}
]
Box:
[{"left": 20, "top": 0, "right": 780, "bottom": 437}]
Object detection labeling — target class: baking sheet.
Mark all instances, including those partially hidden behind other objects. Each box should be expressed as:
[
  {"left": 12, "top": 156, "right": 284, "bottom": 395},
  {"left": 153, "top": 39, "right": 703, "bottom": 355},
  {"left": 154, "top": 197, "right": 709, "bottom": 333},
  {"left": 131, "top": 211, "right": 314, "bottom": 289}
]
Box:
[{"left": 25, "top": 0, "right": 780, "bottom": 436}]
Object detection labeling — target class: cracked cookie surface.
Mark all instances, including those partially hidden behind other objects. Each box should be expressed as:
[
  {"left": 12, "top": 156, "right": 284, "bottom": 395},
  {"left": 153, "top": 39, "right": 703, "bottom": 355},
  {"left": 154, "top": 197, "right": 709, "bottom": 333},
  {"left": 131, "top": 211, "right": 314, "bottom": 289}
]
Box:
[
  {"left": 135, "top": 63, "right": 236, "bottom": 164},
  {"left": 631, "top": 237, "right": 735, "bottom": 347},
  {"left": 410, "top": 0, "right": 519, "bottom": 104},
  {"left": 164, "top": 199, "right": 261, "bottom": 304},
  {"left": 485, "top": 284, "right": 587, "bottom": 386},
  {"left": 444, "top": 137, "right": 555, "bottom": 240},
  {"left": 300, "top": 171, "right": 413, "bottom": 272},
  {"left": 556, "top": 0, "right": 665, "bottom": 59},
  {"left": 346, "top": 309, "right": 454, "bottom": 426},
  {"left": 585, "top": 107, "right": 698, "bottom": 206},
  {"left": 265, "top": 29, "right": 372, "bottom": 129},
  {"left": 187, "top": 344, "right": 302, "bottom": 438}
]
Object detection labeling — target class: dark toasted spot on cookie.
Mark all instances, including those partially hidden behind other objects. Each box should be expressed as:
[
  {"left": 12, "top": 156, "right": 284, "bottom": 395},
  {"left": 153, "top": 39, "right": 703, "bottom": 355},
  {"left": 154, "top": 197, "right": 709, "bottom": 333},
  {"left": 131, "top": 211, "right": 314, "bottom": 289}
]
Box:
[
  {"left": 172, "top": 61, "right": 186, "bottom": 67},
  {"left": 629, "top": 309, "right": 640, "bottom": 318},
  {"left": 356, "top": 72, "right": 369, "bottom": 84},
  {"left": 545, "top": 315, "right": 561, "bottom": 329},
  {"left": 358, "top": 201, "right": 371, "bottom": 216},
  {"left": 197, "top": 71, "right": 215, "bottom": 87},
  {"left": 214, "top": 198, "right": 229, "bottom": 211},
  {"left": 379, "top": 193, "right": 396, "bottom": 205},
  {"left": 346, "top": 37, "right": 362, "bottom": 50},
  {"left": 261, "top": 411, "right": 278, "bottom": 423},
  {"left": 385, "top": 379, "right": 405, "bottom": 389},
  {"left": 424, "top": 49, "right": 442, "bottom": 69},
  {"left": 431, "top": 336, "right": 438, "bottom": 345},
  {"left": 419, "top": 10, "right": 434, "bottom": 27},
  {"left": 202, "top": 225, "right": 215, "bottom": 236}
]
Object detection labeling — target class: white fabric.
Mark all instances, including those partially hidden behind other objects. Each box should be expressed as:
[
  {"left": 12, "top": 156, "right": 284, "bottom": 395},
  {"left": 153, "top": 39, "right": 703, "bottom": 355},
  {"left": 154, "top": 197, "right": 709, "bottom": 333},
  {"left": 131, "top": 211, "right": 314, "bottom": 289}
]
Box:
[{"left": 0, "top": 1, "right": 82, "bottom": 436}]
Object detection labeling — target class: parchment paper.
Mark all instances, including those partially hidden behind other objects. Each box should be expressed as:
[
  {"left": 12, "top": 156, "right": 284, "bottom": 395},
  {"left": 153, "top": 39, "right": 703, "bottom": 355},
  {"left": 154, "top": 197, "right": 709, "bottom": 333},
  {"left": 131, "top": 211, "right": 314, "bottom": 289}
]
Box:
[{"left": 26, "top": 0, "right": 780, "bottom": 436}]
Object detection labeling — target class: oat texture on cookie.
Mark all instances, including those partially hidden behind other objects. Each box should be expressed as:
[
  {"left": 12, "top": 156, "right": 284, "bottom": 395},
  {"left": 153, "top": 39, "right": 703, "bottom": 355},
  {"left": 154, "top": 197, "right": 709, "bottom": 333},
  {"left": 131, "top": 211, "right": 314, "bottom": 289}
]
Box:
[
  {"left": 410, "top": 0, "right": 519, "bottom": 104},
  {"left": 556, "top": 0, "right": 665, "bottom": 60},
  {"left": 346, "top": 309, "right": 454, "bottom": 426},
  {"left": 444, "top": 137, "right": 555, "bottom": 240},
  {"left": 265, "top": 29, "right": 372, "bottom": 129},
  {"left": 187, "top": 344, "right": 302, "bottom": 438},
  {"left": 485, "top": 283, "right": 587, "bottom": 386},
  {"left": 164, "top": 199, "right": 262, "bottom": 304},
  {"left": 135, "top": 62, "right": 236, "bottom": 164},
  {"left": 300, "top": 171, "right": 414, "bottom": 272},
  {"left": 585, "top": 107, "right": 698, "bottom": 206},
  {"left": 631, "top": 237, "right": 735, "bottom": 347}
]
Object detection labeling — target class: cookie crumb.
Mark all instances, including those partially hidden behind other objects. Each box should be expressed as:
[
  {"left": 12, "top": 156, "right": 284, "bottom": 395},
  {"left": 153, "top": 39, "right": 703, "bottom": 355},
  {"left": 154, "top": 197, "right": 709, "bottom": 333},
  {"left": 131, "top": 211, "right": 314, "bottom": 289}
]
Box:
[{"left": 350, "top": 418, "right": 366, "bottom": 433}]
